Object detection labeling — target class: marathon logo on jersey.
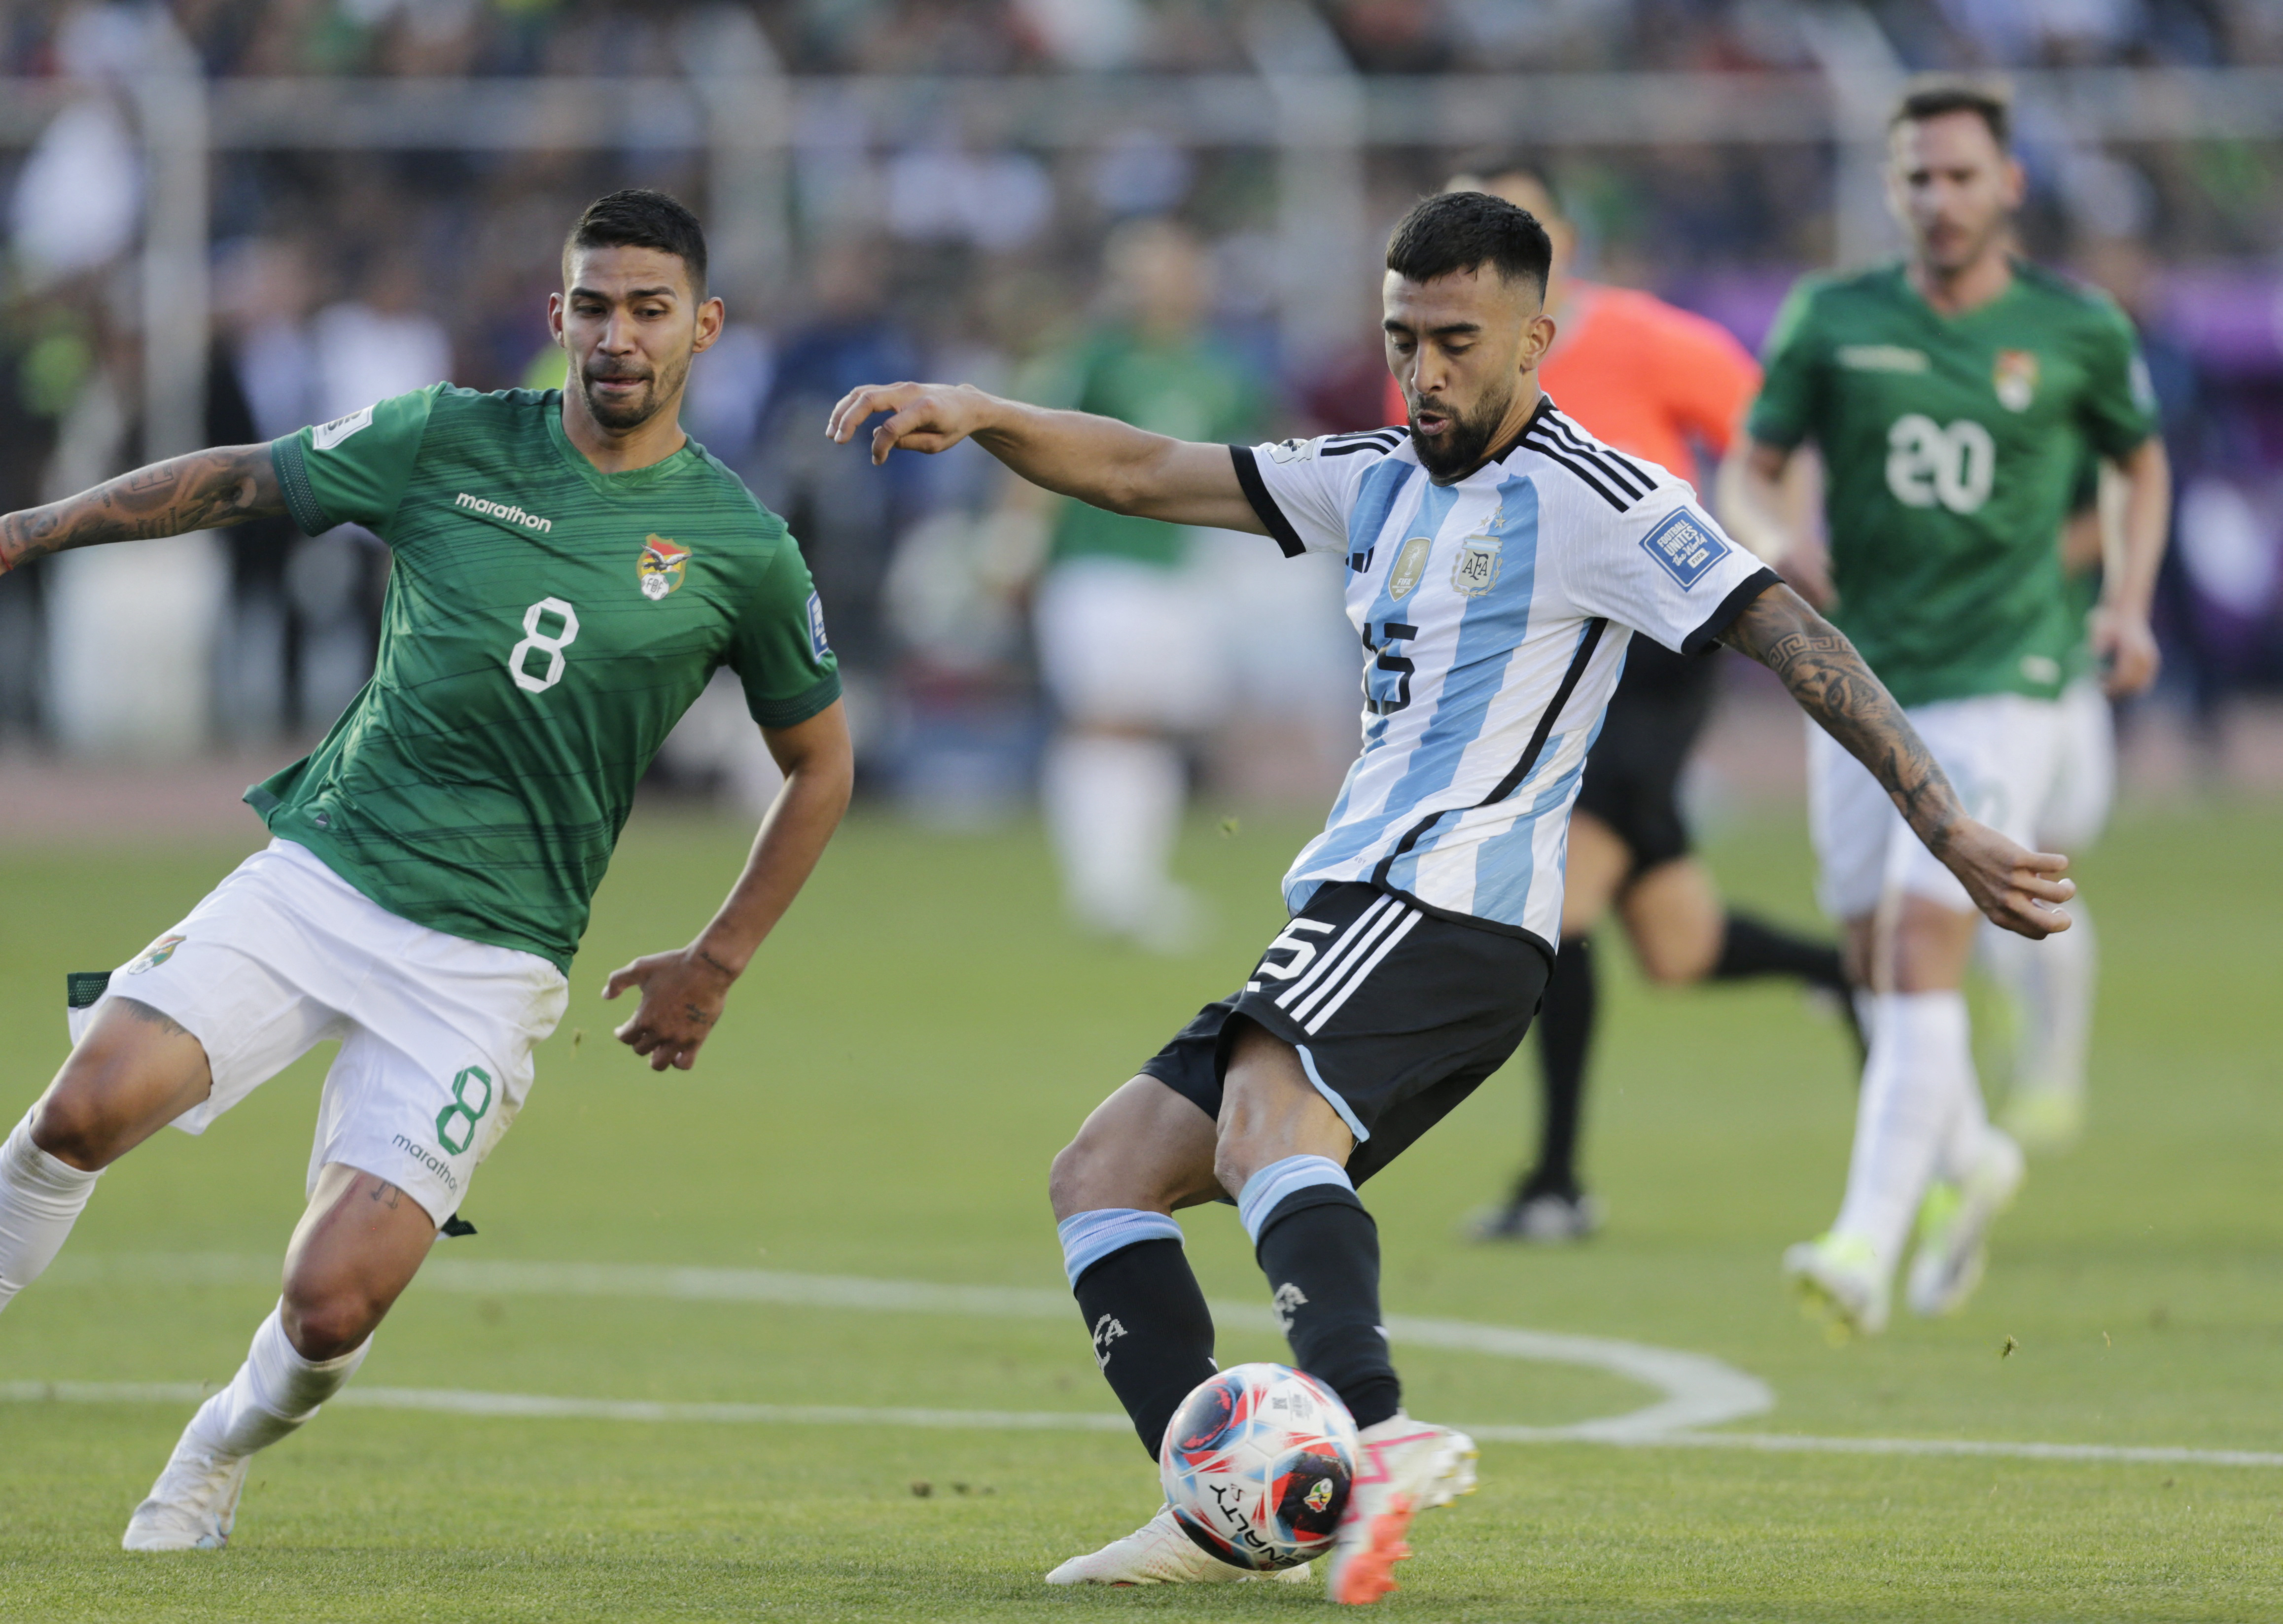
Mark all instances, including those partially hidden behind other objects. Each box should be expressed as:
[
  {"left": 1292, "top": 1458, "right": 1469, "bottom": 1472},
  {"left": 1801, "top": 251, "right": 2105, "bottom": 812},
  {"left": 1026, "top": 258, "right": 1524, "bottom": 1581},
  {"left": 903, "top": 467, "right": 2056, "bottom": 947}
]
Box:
[
  {"left": 806, "top": 590, "right": 830, "bottom": 658},
  {"left": 637, "top": 535, "right": 689, "bottom": 600},
  {"left": 1837, "top": 344, "right": 1929, "bottom": 374},
  {"left": 1640, "top": 508, "right": 1730, "bottom": 591},
  {"left": 1993, "top": 349, "right": 2039, "bottom": 412},
  {"left": 311, "top": 403, "right": 374, "bottom": 450},
  {"left": 454, "top": 491, "right": 555, "bottom": 533}
]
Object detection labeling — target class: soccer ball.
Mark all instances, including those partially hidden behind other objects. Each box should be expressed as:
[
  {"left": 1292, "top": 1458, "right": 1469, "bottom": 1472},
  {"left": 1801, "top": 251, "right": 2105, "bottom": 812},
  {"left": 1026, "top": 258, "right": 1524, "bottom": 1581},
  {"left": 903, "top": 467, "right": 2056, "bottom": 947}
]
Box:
[{"left": 1158, "top": 1362, "right": 1358, "bottom": 1571}]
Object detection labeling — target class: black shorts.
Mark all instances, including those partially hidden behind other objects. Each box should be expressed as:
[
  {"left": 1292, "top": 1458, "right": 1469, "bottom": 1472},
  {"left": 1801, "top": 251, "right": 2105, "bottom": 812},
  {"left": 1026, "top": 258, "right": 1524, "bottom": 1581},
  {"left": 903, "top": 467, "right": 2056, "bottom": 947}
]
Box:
[
  {"left": 1572, "top": 645, "right": 1721, "bottom": 878},
  {"left": 1139, "top": 883, "right": 1552, "bottom": 1187}
]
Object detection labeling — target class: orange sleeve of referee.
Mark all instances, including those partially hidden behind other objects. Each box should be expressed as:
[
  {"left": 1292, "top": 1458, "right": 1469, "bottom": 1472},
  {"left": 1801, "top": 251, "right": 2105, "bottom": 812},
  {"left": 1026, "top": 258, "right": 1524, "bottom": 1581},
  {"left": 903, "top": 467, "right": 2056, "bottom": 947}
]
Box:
[{"left": 1644, "top": 298, "right": 1762, "bottom": 459}]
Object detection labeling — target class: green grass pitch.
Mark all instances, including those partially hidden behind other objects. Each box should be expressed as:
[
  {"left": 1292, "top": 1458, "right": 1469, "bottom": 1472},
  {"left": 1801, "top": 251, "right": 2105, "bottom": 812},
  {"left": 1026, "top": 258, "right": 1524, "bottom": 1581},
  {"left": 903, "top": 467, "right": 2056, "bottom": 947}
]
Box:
[{"left": 1, "top": 797, "right": 2278, "bottom": 1621}]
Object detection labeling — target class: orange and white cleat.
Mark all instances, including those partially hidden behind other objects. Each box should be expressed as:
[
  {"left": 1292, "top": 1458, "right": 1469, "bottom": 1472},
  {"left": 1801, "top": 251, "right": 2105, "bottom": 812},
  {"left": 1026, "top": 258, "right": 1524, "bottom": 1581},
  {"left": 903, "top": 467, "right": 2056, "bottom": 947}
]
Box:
[{"left": 1324, "top": 1414, "right": 1478, "bottom": 1605}]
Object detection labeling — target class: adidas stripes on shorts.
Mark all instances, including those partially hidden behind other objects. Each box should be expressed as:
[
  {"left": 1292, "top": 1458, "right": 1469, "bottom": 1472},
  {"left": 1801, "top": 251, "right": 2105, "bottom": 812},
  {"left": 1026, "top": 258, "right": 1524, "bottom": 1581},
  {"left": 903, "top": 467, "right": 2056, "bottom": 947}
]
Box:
[{"left": 1140, "top": 882, "right": 1551, "bottom": 1186}]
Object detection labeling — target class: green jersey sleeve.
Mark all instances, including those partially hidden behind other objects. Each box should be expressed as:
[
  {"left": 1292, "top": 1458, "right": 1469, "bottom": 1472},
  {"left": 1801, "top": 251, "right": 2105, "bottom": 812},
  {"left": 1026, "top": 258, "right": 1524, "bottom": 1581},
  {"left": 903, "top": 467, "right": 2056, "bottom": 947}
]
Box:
[
  {"left": 727, "top": 532, "right": 842, "bottom": 728},
  {"left": 2076, "top": 297, "right": 2160, "bottom": 460},
  {"left": 270, "top": 386, "right": 440, "bottom": 537},
  {"left": 1746, "top": 278, "right": 1824, "bottom": 449}
]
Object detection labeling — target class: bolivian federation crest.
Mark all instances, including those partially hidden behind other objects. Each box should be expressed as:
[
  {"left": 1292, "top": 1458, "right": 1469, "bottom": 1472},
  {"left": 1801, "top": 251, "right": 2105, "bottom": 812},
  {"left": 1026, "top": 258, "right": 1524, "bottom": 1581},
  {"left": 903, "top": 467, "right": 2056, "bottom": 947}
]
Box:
[
  {"left": 1451, "top": 531, "right": 1502, "bottom": 597},
  {"left": 1993, "top": 349, "right": 2038, "bottom": 412},
  {"left": 637, "top": 535, "right": 690, "bottom": 600},
  {"left": 126, "top": 934, "right": 184, "bottom": 975}
]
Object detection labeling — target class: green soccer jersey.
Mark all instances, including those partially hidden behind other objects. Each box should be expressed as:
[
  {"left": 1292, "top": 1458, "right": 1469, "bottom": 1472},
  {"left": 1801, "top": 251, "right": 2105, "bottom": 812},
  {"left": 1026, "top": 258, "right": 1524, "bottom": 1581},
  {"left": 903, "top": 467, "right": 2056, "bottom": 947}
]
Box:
[
  {"left": 254, "top": 384, "right": 841, "bottom": 971},
  {"left": 1024, "top": 327, "right": 1267, "bottom": 569},
  {"left": 1749, "top": 261, "right": 2157, "bottom": 708}
]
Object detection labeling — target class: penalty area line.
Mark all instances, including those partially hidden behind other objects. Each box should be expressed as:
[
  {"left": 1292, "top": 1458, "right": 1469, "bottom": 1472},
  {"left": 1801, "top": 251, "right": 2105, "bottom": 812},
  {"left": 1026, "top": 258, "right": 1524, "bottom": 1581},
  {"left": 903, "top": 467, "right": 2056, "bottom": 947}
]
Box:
[{"left": 4, "top": 1382, "right": 2280, "bottom": 1470}]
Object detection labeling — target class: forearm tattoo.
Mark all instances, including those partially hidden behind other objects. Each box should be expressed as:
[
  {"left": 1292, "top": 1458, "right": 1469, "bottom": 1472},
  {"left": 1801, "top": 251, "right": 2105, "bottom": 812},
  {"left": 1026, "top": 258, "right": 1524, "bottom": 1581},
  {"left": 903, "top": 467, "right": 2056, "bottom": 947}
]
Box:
[
  {"left": 0, "top": 445, "right": 282, "bottom": 573},
  {"left": 1722, "top": 587, "right": 1962, "bottom": 853}
]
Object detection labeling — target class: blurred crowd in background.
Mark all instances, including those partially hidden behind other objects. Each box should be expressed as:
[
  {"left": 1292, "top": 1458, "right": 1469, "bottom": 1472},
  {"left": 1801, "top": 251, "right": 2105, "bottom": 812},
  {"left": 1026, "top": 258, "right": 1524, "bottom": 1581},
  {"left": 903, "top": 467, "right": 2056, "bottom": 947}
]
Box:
[{"left": 3, "top": 0, "right": 2283, "bottom": 819}]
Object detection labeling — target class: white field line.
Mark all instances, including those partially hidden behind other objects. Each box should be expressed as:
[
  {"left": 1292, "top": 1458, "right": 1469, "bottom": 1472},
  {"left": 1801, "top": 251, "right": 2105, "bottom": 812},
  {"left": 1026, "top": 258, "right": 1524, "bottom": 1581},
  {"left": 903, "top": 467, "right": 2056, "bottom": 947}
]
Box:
[
  {"left": 31, "top": 1254, "right": 2280, "bottom": 1470},
  {"left": 47, "top": 1252, "right": 1773, "bottom": 1435}
]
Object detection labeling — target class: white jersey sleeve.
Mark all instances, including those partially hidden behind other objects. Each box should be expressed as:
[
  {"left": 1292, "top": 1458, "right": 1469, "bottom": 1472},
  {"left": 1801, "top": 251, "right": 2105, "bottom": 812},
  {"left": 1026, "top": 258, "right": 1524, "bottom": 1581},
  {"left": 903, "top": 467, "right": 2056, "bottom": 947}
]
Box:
[
  {"left": 1230, "top": 430, "right": 1407, "bottom": 558},
  {"left": 1559, "top": 492, "right": 1779, "bottom": 655}
]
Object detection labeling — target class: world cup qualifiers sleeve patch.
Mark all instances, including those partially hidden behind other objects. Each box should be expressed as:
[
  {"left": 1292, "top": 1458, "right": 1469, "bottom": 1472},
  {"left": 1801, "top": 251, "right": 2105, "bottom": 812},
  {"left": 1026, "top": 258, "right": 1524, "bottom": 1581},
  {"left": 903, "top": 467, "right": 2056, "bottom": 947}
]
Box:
[
  {"left": 807, "top": 590, "right": 830, "bottom": 658},
  {"left": 1639, "top": 508, "right": 1731, "bottom": 591}
]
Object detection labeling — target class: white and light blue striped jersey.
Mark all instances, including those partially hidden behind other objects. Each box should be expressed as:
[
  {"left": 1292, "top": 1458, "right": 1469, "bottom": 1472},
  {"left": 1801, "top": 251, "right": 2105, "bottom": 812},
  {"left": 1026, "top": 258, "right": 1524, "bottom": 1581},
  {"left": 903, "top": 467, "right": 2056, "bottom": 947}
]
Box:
[{"left": 1230, "top": 396, "right": 1778, "bottom": 951}]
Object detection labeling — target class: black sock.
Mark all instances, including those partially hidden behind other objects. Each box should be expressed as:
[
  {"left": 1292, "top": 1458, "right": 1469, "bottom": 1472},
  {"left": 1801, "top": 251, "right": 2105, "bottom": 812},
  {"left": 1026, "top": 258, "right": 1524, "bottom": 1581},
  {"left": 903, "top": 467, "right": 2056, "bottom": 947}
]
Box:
[
  {"left": 1712, "top": 911, "right": 1848, "bottom": 996},
  {"left": 1072, "top": 1239, "right": 1218, "bottom": 1459},
  {"left": 1254, "top": 1187, "right": 1400, "bottom": 1430},
  {"left": 1518, "top": 935, "right": 1594, "bottom": 1204}
]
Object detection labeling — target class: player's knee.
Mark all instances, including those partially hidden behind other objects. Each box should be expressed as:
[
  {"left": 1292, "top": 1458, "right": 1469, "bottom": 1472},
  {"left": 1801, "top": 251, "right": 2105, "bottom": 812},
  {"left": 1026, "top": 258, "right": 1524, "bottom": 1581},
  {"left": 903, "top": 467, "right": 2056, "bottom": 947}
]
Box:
[
  {"left": 1635, "top": 936, "right": 1715, "bottom": 986},
  {"left": 27, "top": 1083, "right": 125, "bottom": 1172},
  {"left": 279, "top": 1280, "right": 382, "bottom": 1362},
  {"left": 1047, "top": 1133, "right": 1100, "bottom": 1218}
]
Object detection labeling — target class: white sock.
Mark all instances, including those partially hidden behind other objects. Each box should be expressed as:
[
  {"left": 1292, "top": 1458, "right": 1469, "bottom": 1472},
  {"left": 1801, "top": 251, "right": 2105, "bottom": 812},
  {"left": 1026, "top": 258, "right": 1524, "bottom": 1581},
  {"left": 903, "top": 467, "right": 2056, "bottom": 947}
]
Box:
[
  {"left": 0, "top": 1111, "right": 101, "bottom": 1312},
  {"left": 1980, "top": 902, "right": 2097, "bottom": 1100},
  {"left": 190, "top": 1304, "right": 372, "bottom": 1459},
  {"left": 1041, "top": 733, "right": 1186, "bottom": 933},
  {"left": 1933, "top": 1035, "right": 1995, "bottom": 1184},
  {"left": 1832, "top": 991, "right": 1975, "bottom": 1273}
]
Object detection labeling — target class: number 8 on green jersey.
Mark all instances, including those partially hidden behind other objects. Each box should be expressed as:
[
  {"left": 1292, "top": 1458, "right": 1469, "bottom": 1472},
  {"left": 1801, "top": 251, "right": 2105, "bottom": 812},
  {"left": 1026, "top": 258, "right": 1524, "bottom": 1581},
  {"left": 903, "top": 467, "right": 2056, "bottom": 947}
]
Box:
[{"left": 256, "top": 382, "right": 841, "bottom": 972}]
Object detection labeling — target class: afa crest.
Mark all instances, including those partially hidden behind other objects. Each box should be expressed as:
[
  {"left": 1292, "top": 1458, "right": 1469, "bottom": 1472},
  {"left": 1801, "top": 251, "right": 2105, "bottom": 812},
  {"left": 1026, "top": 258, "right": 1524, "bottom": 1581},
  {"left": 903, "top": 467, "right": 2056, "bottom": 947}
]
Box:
[{"left": 637, "top": 535, "right": 690, "bottom": 600}]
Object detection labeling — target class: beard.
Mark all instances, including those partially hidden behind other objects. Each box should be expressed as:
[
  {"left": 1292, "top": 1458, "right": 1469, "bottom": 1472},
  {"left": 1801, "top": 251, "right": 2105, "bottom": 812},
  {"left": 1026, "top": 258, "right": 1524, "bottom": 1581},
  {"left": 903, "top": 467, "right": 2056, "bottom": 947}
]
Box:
[
  {"left": 1407, "top": 377, "right": 1515, "bottom": 480},
  {"left": 580, "top": 350, "right": 688, "bottom": 432}
]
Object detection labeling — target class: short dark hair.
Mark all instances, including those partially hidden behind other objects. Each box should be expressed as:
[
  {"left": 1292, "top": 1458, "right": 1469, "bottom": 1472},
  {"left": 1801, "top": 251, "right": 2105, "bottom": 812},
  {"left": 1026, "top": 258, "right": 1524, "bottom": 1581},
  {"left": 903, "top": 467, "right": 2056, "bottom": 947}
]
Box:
[
  {"left": 1450, "top": 150, "right": 1565, "bottom": 220},
  {"left": 1385, "top": 190, "right": 1552, "bottom": 298},
  {"left": 564, "top": 188, "right": 709, "bottom": 295},
  {"left": 1891, "top": 74, "right": 2012, "bottom": 150}
]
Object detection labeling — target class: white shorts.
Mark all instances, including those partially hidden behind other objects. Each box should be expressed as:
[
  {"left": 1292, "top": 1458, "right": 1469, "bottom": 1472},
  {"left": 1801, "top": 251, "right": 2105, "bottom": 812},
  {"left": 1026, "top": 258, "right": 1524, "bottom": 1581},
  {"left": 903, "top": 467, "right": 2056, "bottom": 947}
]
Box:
[
  {"left": 66, "top": 840, "right": 568, "bottom": 1224},
  {"left": 1808, "top": 692, "right": 2066, "bottom": 921},
  {"left": 1033, "top": 554, "right": 1227, "bottom": 732},
  {"left": 2037, "top": 677, "right": 2115, "bottom": 851}
]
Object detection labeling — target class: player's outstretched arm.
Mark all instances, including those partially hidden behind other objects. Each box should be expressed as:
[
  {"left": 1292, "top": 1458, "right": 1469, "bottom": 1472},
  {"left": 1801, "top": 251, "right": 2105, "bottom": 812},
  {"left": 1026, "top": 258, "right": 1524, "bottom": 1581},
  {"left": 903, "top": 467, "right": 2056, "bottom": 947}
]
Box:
[
  {"left": 825, "top": 382, "right": 1263, "bottom": 533},
  {"left": 1720, "top": 581, "right": 2075, "bottom": 941},
  {"left": 603, "top": 701, "right": 855, "bottom": 1073},
  {"left": 0, "top": 445, "right": 283, "bottom": 575}
]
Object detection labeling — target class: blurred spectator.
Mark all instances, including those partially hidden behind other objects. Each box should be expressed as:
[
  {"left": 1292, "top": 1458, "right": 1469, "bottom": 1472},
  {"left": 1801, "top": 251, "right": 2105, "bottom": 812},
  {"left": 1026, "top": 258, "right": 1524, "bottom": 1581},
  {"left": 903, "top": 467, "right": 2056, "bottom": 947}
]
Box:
[
  {"left": 1019, "top": 217, "right": 1269, "bottom": 948},
  {"left": 753, "top": 237, "right": 923, "bottom": 690}
]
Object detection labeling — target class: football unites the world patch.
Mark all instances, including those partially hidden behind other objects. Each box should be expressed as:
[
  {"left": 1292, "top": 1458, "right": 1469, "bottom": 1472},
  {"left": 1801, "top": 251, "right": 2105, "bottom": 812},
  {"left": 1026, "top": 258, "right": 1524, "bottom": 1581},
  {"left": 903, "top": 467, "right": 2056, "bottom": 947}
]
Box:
[
  {"left": 806, "top": 590, "right": 830, "bottom": 658},
  {"left": 1639, "top": 508, "right": 1730, "bottom": 590},
  {"left": 637, "top": 535, "right": 690, "bottom": 600}
]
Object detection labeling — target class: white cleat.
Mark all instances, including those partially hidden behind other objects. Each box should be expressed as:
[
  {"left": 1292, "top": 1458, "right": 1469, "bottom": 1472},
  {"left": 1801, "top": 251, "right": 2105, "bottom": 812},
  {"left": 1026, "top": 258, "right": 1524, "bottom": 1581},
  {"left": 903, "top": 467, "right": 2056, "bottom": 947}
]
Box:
[
  {"left": 1784, "top": 1232, "right": 1890, "bottom": 1341},
  {"left": 1907, "top": 1130, "right": 2027, "bottom": 1319},
  {"left": 121, "top": 1421, "right": 250, "bottom": 1552},
  {"left": 1324, "top": 1414, "right": 1478, "bottom": 1606},
  {"left": 1045, "top": 1503, "right": 1311, "bottom": 1587}
]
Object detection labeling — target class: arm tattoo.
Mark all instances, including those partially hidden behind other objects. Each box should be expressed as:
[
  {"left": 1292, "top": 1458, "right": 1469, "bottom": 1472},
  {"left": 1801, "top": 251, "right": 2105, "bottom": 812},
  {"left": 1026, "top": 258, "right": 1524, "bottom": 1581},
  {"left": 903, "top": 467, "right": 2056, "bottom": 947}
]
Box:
[
  {"left": 0, "top": 445, "right": 284, "bottom": 573},
  {"left": 367, "top": 1179, "right": 405, "bottom": 1210},
  {"left": 118, "top": 998, "right": 192, "bottom": 1039},
  {"left": 1721, "top": 585, "right": 1963, "bottom": 853}
]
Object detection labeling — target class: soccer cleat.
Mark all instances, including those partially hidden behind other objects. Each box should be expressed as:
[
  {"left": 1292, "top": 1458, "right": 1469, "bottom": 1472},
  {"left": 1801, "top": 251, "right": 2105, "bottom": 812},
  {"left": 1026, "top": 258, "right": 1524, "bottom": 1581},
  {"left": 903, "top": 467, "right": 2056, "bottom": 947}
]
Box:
[
  {"left": 1324, "top": 1414, "right": 1478, "bottom": 1605},
  {"left": 120, "top": 1420, "right": 250, "bottom": 1552},
  {"left": 1463, "top": 1191, "right": 1603, "bottom": 1245},
  {"left": 2000, "top": 1086, "right": 2083, "bottom": 1156},
  {"left": 1783, "top": 1231, "right": 1890, "bottom": 1340},
  {"left": 1044, "top": 1503, "right": 1311, "bottom": 1587},
  {"left": 1906, "top": 1130, "right": 2026, "bottom": 1319}
]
